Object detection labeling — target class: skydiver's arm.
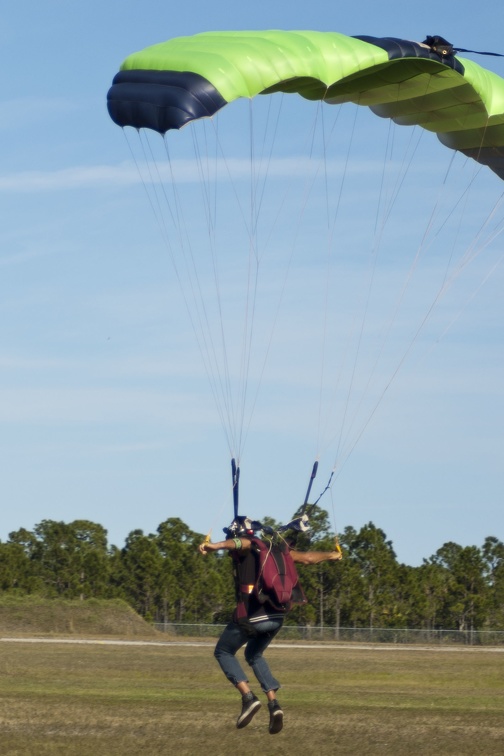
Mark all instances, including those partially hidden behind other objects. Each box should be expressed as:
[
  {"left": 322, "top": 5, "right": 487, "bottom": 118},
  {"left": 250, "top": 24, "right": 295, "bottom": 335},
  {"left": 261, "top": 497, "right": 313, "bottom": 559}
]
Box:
[
  {"left": 290, "top": 549, "right": 342, "bottom": 565},
  {"left": 198, "top": 537, "right": 252, "bottom": 555}
]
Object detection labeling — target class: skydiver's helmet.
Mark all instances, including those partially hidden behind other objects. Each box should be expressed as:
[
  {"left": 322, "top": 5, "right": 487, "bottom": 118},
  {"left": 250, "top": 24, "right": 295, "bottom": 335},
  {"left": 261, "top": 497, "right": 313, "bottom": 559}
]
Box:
[{"left": 224, "top": 516, "right": 262, "bottom": 538}]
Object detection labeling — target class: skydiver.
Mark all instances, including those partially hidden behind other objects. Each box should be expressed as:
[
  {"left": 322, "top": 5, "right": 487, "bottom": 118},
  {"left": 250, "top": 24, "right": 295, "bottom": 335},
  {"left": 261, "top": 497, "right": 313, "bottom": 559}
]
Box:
[{"left": 198, "top": 516, "right": 342, "bottom": 734}]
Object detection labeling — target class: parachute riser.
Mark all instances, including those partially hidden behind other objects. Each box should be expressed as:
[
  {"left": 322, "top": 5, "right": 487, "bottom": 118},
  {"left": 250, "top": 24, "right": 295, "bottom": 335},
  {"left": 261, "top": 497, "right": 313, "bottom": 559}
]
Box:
[
  {"left": 231, "top": 457, "right": 240, "bottom": 519},
  {"left": 284, "top": 461, "right": 319, "bottom": 548},
  {"left": 301, "top": 460, "right": 319, "bottom": 517}
]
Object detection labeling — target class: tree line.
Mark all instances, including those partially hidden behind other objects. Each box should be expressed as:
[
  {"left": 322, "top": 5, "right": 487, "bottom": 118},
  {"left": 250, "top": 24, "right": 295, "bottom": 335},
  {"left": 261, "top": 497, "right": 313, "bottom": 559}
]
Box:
[{"left": 1, "top": 507, "right": 503, "bottom": 631}]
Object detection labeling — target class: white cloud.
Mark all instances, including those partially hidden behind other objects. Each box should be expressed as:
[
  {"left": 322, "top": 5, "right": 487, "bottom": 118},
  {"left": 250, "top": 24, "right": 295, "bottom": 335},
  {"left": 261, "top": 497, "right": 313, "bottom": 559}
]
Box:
[
  {"left": 0, "top": 162, "right": 141, "bottom": 192},
  {"left": 0, "top": 96, "right": 82, "bottom": 131},
  {"left": 0, "top": 153, "right": 438, "bottom": 193},
  {"left": 0, "top": 386, "right": 216, "bottom": 426}
]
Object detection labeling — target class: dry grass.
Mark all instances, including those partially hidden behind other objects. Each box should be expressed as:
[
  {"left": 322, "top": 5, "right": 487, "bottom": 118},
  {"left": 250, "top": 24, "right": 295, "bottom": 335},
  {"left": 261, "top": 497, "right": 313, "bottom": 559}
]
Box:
[{"left": 0, "top": 640, "right": 503, "bottom": 755}]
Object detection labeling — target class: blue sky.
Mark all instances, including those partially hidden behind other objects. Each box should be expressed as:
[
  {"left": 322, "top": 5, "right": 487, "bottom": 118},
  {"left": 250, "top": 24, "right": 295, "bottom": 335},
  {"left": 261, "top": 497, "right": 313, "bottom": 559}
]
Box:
[{"left": 1, "top": 1, "right": 503, "bottom": 566}]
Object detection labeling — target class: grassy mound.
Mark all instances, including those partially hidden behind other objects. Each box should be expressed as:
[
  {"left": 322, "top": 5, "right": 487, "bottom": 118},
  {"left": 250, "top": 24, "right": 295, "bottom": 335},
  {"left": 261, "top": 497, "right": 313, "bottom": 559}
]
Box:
[{"left": 0, "top": 596, "right": 160, "bottom": 638}]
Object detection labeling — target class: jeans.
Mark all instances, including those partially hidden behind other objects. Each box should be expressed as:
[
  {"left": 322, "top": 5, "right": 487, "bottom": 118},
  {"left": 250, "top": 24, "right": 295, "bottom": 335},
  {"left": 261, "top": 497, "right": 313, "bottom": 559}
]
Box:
[{"left": 214, "top": 618, "right": 283, "bottom": 693}]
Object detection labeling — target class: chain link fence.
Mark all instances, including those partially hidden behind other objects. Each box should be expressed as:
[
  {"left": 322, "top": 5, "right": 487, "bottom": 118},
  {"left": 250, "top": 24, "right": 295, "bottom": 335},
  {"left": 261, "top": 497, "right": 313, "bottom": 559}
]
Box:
[{"left": 152, "top": 623, "right": 504, "bottom": 645}]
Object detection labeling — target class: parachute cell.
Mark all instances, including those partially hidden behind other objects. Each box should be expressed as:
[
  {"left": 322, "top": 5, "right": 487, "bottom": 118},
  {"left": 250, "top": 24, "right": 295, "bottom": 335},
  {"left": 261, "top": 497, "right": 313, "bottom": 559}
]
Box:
[{"left": 107, "top": 30, "right": 504, "bottom": 179}]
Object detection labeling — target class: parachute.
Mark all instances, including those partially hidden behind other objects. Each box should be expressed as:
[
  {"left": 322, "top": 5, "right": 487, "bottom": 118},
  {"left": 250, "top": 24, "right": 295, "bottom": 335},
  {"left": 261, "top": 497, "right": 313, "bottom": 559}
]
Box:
[
  {"left": 107, "top": 31, "right": 504, "bottom": 178},
  {"left": 106, "top": 31, "right": 504, "bottom": 530}
]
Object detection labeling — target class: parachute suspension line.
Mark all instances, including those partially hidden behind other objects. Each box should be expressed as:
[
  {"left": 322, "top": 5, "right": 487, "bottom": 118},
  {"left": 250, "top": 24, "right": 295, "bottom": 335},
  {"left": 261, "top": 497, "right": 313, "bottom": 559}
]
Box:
[
  {"left": 127, "top": 125, "right": 247, "bottom": 455},
  {"left": 335, "top": 126, "right": 417, "bottom": 448},
  {"left": 319, "top": 99, "right": 331, "bottom": 231},
  {"left": 375, "top": 65, "right": 441, "bottom": 237},
  {"left": 434, "top": 188, "right": 504, "bottom": 301},
  {"left": 187, "top": 124, "right": 240, "bottom": 453},
  {"left": 386, "top": 77, "right": 470, "bottom": 266},
  {"left": 330, "top": 181, "right": 504, "bottom": 482},
  {"left": 123, "top": 129, "right": 179, "bottom": 252},
  {"left": 402, "top": 141, "right": 504, "bottom": 317},
  {"left": 268, "top": 98, "right": 356, "bottom": 465},
  {"left": 157, "top": 127, "right": 241, "bottom": 454},
  {"left": 415, "top": 212, "right": 504, "bottom": 375},
  {"left": 230, "top": 98, "right": 261, "bottom": 459},
  {"left": 227, "top": 98, "right": 279, "bottom": 457},
  {"left": 334, "top": 128, "right": 449, "bottom": 462},
  {"left": 235, "top": 95, "right": 294, "bottom": 453},
  {"left": 310, "top": 103, "right": 360, "bottom": 458},
  {"left": 294, "top": 103, "right": 436, "bottom": 483},
  {"left": 315, "top": 106, "right": 453, "bottom": 478},
  {"left": 472, "top": 121, "right": 492, "bottom": 176},
  {"left": 191, "top": 117, "right": 257, "bottom": 459},
  {"left": 195, "top": 98, "right": 302, "bottom": 460},
  {"left": 201, "top": 101, "right": 286, "bottom": 460},
  {"left": 382, "top": 74, "right": 484, "bottom": 276},
  {"left": 319, "top": 103, "right": 407, "bottom": 466},
  {"left": 127, "top": 129, "right": 241, "bottom": 447},
  {"left": 434, "top": 214, "right": 504, "bottom": 345},
  {"left": 372, "top": 117, "right": 396, "bottom": 240},
  {"left": 299, "top": 102, "right": 367, "bottom": 540},
  {"left": 236, "top": 94, "right": 311, "bottom": 454},
  {"left": 373, "top": 123, "right": 424, "bottom": 247},
  {"left": 247, "top": 95, "right": 271, "bottom": 249},
  {"left": 297, "top": 101, "right": 383, "bottom": 468},
  {"left": 313, "top": 100, "right": 339, "bottom": 457},
  {"left": 444, "top": 126, "right": 504, "bottom": 280},
  {"left": 187, "top": 95, "right": 309, "bottom": 461},
  {"left": 161, "top": 132, "right": 237, "bottom": 453},
  {"left": 126, "top": 127, "right": 228, "bottom": 435},
  {"left": 248, "top": 95, "right": 290, "bottom": 265},
  {"left": 462, "top": 190, "right": 504, "bottom": 268},
  {"left": 433, "top": 154, "right": 477, "bottom": 297},
  {"left": 283, "top": 101, "right": 351, "bottom": 523},
  {"left": 208, "top": 95, "right": 345, "bottom": 463},
  {"left": 321, "top": 77, "right": 485, "bottom": 476},
  {"left": 332, "top": 147, "right": 457, "bottom": 470},
  {"left": 398, "top": 157, "right": 490, "bottom": 327},
  {"left": 392, "top": 182, "right": 504, "bottom": 439},
  {"left": 234, "top": 95, "right": 319, "bottom": 456},
  {"left": 329, "top": 103, "right": 386, "bottom": 466}
]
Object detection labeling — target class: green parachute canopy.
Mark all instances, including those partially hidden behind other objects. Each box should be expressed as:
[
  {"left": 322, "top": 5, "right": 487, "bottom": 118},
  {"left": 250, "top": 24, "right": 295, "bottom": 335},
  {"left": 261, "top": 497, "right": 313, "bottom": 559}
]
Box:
[{"left": 107, "top": 30, "right": 504, "bottom": 179}]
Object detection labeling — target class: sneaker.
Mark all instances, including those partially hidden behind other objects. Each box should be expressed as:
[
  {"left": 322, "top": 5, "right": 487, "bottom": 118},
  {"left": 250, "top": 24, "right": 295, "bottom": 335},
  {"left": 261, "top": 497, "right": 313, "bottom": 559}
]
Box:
[
  {"left": 236, "top": 692, "right": 261, "bottom": 729},
  {"left": 268, "top": 699, "right": 283, "bottom": 734}
]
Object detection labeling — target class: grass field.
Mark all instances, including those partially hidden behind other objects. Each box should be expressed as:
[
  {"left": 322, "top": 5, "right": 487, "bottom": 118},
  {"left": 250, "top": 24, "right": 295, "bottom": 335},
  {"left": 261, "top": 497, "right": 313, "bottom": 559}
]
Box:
[{"left": 1, "top": 639, "right": 503, "bottom": 755}]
